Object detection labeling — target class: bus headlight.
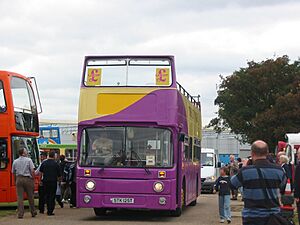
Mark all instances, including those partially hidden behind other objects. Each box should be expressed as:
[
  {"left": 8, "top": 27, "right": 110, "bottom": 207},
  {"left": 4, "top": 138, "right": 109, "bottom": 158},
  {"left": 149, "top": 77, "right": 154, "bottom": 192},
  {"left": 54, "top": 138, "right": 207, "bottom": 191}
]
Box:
[
  {"left": 153, "top": 182, "right": 164, "bottom": 192},
  {"left": 85, "top": 180, "right": 96, "bottom": 191}
]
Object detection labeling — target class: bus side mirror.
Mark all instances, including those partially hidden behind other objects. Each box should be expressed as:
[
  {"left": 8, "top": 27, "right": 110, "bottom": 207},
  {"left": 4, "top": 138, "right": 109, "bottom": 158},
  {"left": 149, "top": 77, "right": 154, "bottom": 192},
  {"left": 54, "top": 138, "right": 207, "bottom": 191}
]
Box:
[
  {"left": 217, "top": 162, "right": 222, "bottom": 168},
  {"left": 179, "top": 133, "right": 185, "bottom": 142}
]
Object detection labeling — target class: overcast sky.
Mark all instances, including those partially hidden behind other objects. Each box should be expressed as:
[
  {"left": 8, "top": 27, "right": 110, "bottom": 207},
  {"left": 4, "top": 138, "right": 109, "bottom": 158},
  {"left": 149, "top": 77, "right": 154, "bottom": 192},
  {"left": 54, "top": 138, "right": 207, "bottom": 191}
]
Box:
[{"left": 1, "top": 0, "right": 300, "bottom": 126}]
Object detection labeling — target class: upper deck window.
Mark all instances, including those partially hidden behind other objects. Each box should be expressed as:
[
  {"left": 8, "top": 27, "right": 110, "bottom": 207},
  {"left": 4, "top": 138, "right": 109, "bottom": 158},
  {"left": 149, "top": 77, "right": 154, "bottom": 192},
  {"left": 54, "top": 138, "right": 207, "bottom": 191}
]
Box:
[
  {"left": 0, "top": 81, "right": 6, "bottom": 113},
  {"left": 11, "top": 77, "right": 38, "bottom": 132},
  {"left": 84, "top": 58, "right": 172, "bottom": 87},
  {"left": 42, "top": 130, "right": 51, "bottom": 138},
  {"left": 41, "top": 129, "right": 58, "bottom": 138}
]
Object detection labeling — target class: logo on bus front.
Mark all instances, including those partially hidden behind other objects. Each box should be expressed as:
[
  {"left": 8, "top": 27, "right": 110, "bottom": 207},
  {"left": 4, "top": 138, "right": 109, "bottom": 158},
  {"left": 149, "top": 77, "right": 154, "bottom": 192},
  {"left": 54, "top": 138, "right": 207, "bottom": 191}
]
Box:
[
  {"left": 87, "top": 68, "right": 102, "bottom": 86},
  {"left": 156, "top": 68, "right": 170, "bottom": 85}
]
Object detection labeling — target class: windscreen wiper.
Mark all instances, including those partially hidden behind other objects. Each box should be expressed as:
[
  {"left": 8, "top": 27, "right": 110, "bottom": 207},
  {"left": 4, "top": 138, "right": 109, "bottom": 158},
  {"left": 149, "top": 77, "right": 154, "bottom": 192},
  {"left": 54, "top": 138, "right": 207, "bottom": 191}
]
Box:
[{"left": 131, "top": 151, "right": 151, "bottom": 175}]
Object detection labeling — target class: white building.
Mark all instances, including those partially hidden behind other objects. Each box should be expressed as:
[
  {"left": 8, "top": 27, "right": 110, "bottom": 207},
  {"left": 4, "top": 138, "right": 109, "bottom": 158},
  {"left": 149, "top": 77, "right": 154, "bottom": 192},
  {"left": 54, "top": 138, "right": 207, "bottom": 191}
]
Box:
[{"left": 202, "top": 129, "right": 251, "bottom": 164}]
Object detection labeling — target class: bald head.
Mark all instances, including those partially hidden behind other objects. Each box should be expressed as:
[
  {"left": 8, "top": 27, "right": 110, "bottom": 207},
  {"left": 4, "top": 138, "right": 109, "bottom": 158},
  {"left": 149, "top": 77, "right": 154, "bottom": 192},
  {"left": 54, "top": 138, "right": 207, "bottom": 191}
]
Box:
[{"left": 251, "top": 140, "right": 269, "bottom": 158}]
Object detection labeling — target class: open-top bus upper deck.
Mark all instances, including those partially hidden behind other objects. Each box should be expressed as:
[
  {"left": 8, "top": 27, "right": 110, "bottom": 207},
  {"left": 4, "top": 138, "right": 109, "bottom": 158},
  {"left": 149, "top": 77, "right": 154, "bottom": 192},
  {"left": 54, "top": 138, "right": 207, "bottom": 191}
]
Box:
[
  {"left": 78, "top": 56, "right": 201, "bottom": 170},
  {"left": 78, "top": 56, "right": 201, "bottom": 138}
]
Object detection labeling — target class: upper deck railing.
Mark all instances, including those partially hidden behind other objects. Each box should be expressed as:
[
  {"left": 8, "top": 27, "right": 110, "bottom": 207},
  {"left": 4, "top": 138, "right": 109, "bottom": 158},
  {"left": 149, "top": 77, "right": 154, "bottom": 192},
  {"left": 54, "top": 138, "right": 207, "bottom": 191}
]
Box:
[{"left": 176, "top": 82, "right": 201, "bottom": 110}]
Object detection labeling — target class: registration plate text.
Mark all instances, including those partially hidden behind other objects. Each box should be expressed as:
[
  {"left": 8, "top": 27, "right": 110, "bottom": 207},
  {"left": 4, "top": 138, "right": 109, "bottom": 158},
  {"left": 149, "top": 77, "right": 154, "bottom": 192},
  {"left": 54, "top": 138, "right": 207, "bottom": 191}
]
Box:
[{"left": 110, "top": 198, "right": 134, "bottom": 204}]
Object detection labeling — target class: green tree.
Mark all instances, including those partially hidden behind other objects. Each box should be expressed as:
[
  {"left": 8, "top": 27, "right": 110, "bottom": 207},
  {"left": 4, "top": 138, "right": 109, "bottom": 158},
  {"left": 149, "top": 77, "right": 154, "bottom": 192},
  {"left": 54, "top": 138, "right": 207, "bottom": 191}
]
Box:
[{"left": 209, "top": 56, "right": 300, "bottom": 151}]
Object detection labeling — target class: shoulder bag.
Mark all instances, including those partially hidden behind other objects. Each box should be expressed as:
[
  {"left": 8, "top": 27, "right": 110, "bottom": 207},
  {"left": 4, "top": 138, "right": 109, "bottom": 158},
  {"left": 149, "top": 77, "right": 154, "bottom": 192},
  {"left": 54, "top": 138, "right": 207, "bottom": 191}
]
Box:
[{"left": 256, "top": 167, "right": 290, "bottom": 225}]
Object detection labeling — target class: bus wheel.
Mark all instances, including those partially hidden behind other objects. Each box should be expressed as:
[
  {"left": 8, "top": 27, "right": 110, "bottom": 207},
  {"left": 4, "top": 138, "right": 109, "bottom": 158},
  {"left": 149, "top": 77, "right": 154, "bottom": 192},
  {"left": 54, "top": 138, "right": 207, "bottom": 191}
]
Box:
[
  {"left": 190, "top": 179, "right": 198, "bottom": 206},
  {"left": 94, "top": 208, "right": 106, "bottom": 216},
  {"left": 170, "top": 182, "right": 186, "bottom": 217},
  {"left": 181, "top": 185, "right": 186, "bottom": 208},
  {"left": 170, "top": 207, "right": 182, "bottom": 217},
  {"left": 190, "top": 198, "right": 197, "bottom": 206}
]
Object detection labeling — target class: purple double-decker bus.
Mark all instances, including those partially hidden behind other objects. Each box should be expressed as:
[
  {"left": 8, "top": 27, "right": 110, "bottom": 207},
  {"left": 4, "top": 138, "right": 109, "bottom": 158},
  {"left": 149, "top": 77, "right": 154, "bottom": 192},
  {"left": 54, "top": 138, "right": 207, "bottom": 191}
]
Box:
[{"left": 77, "top": 55, "right": 202, "bottom": 216}]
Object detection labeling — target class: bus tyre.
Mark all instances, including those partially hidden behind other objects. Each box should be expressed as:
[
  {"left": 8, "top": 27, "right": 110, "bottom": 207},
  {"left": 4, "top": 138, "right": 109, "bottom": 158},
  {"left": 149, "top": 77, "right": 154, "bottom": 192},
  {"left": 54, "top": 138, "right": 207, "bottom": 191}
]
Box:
[
  {"left": 170, "top": 181, "right": 185, "bottom": 217},
  {"left": 190, "top": 198, "right": 197, "bottom": 206},
  {"left": 190, "top": 179, "right": 198, "bottom": 206},
  {"left": 93, "top": 208, "right": 106, "bottom": 216},
  {"left": 170, "top": 207, "right": 182, "bottom": 217}
]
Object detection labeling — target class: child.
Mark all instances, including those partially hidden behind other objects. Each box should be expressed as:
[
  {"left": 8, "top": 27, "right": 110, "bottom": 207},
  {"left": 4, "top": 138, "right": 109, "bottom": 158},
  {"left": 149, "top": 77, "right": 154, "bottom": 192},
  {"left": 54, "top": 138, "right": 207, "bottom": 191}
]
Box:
[{"left": 215, "top": 166, "right": 231, "bottom": 224}]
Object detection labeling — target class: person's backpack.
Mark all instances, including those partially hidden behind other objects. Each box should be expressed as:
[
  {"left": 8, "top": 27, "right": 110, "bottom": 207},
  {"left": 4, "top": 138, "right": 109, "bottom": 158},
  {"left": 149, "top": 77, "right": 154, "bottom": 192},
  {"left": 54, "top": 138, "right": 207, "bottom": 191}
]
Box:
[{"left": 267, "top": 214, "right": 290, "bottom": 225}]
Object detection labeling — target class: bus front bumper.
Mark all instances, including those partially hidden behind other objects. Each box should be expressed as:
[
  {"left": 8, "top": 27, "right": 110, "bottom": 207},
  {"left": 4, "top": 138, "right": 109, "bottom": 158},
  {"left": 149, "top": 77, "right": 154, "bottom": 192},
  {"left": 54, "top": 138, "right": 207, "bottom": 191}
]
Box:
[{"left": 78, "top": 193, "right": 175, "bottom": 210}]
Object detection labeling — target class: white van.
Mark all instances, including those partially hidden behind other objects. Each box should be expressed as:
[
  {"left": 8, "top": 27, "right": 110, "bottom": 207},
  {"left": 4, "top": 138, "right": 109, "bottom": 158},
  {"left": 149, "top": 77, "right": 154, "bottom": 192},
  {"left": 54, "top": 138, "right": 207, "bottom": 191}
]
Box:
[{"left": 201, "top": 148, "right": 221, "bottom": 193}]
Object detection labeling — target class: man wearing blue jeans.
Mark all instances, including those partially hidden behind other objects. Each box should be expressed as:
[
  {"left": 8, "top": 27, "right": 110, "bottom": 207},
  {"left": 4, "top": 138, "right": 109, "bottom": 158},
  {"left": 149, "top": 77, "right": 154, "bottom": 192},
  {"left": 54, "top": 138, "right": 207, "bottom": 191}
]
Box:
[{"left": 215, "top": 167, "right": 231, "bottom": 224}]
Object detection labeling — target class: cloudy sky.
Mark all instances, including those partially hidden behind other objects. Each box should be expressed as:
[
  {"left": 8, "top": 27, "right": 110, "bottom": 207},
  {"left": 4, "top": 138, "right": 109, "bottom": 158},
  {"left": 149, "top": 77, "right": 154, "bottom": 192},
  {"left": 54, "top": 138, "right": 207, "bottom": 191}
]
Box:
[{"left": 1, "top": 0, "right": 300, "bottom": 126}]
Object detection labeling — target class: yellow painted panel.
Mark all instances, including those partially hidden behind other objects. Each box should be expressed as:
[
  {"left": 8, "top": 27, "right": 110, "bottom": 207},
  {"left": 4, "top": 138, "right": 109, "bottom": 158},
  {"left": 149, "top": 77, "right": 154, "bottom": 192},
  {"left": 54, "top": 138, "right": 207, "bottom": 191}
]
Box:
[
  {"left": 78, "top": 87, "right": 176, "bottom": 122},
  {"left": 97, "top": 93, "right": 146, "bottom": 115}
]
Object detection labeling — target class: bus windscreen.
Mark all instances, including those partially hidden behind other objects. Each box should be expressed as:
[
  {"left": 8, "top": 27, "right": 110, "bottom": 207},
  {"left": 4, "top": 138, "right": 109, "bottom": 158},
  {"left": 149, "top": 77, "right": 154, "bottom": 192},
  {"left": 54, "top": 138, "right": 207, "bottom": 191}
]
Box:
[
  {"left": 84, "top": 58, "right": 172, "bottom": 87},
  {"left": 79, "top": 127, "right": 173, "bottom": 168}
]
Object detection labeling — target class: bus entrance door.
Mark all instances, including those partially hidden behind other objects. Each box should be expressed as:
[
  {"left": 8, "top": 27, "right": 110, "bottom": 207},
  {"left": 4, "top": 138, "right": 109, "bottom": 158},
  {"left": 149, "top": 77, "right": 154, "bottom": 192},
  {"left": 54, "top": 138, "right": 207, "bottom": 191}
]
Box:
[{"left": 0, "top": 139, "right": 9, "bottom": 202}]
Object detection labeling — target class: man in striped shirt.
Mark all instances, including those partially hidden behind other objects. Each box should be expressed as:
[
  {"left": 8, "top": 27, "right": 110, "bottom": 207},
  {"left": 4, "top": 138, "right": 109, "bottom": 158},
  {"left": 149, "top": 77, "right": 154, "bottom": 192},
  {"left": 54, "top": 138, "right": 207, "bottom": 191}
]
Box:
[{"left": 231, "top": 140, "right": 286, "bottom": 225}]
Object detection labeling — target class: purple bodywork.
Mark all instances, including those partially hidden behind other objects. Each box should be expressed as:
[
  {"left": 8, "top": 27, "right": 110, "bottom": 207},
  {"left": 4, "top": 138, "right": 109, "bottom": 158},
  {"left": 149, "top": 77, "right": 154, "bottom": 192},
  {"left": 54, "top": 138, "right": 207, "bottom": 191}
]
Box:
[{"left": 77, "top": 56, "right": 200, "bottom": 212}]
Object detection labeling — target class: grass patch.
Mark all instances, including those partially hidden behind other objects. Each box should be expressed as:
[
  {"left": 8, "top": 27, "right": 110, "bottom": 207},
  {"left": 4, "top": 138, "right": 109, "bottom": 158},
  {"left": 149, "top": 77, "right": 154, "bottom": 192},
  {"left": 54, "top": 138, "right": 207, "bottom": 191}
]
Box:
[
  {"left": 295, "top": 213, "right": 299, "bottom": 225},
  {"left": 0, "top": 210, "right": 16, "bottom": 218},
  {"left": 0, "top": 200, "right": 39, "bottom": 218}
]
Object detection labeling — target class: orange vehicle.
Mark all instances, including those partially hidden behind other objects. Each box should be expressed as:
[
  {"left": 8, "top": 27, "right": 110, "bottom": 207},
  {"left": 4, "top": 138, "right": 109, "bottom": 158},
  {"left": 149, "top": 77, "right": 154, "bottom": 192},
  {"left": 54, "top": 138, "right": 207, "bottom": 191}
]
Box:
[{"left": 0, "top": 71, "right": 42, "bottom": 203}]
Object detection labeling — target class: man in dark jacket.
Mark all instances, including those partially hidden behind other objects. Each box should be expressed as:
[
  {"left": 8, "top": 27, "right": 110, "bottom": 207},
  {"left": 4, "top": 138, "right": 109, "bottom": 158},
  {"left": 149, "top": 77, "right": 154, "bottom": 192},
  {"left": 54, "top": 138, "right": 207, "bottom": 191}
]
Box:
[
  {"left": 35, "top": 152, "right": 48, "bottom": 214},
  {"left": 40, "top": 150, "right": 61, "bottom": 216},
  {"left": 69, "top": 162, "right": 77, "bottom": 208},
  {"left": 231, "top": 140, "right": 286, "bottom": 225},
  {"left": 59, "top": 155, "right": 69, "bottom": 202}
]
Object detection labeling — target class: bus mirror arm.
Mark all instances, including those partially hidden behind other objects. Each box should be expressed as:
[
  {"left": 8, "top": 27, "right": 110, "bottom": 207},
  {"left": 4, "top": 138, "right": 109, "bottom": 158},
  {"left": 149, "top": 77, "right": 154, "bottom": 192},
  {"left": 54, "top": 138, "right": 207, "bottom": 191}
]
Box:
[
  {"left": 179, "top": 133, "right": 185, "bottom": 142},
  {"left": 29, "top": 77, "right": 43, "bottom": 114},
  {"left": 217, "top": 162, "right": 222, "bottom": 168}
]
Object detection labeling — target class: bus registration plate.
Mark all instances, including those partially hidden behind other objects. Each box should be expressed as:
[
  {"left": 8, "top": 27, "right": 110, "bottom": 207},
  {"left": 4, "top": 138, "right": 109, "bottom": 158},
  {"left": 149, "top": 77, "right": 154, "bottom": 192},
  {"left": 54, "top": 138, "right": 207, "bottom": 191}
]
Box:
[{"left": 110, "top": 198, "right": 134, "bottom": 204}]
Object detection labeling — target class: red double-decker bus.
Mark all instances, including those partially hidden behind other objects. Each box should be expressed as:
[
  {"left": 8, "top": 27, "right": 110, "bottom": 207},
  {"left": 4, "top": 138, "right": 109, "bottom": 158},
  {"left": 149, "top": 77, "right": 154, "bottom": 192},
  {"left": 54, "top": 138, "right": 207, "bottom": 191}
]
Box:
[{"left": 0, "top": 71, "right": 41, "bottom": 203}]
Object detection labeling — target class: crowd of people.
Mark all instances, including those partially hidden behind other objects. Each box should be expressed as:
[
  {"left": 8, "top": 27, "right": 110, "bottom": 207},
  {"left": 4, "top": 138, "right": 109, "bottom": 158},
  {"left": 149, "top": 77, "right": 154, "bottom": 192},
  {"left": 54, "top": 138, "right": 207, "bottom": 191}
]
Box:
[
  {"left": 215, "top": 140, "right": 299, "bottom": 225},
  {"left": 11, "top": 140, "right": 300, "bottom": 224},
  {"left": 12, "top": 149, "right": 77, "bottom": 218}
]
